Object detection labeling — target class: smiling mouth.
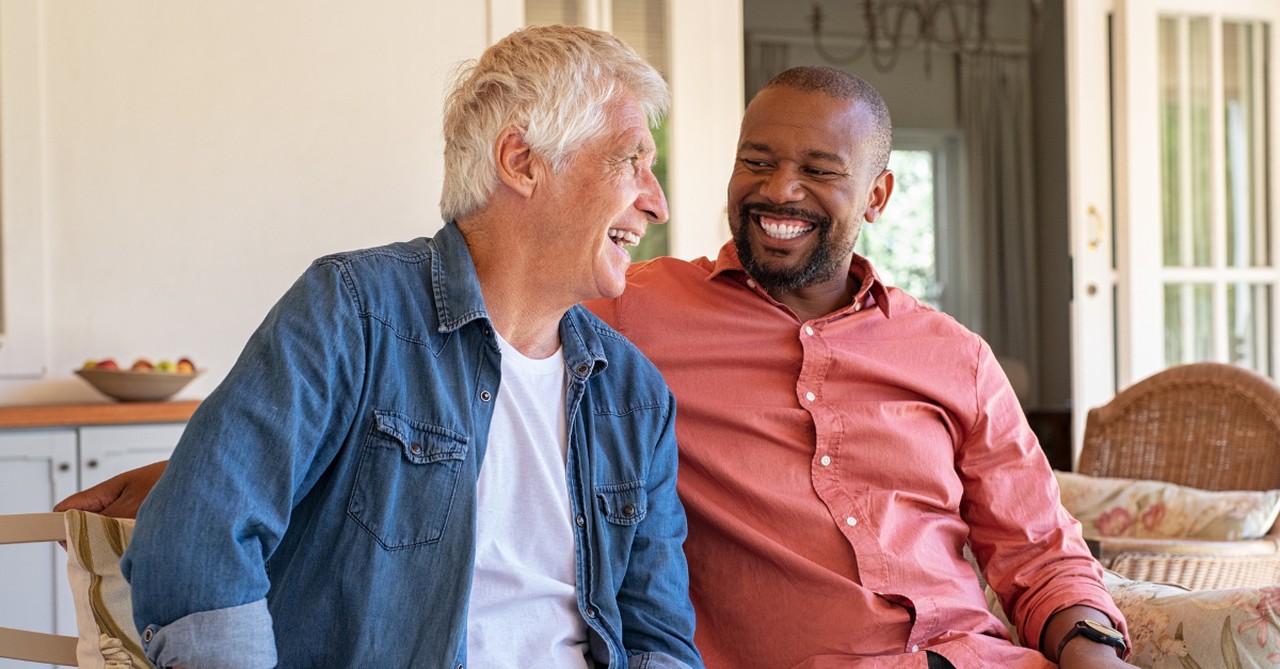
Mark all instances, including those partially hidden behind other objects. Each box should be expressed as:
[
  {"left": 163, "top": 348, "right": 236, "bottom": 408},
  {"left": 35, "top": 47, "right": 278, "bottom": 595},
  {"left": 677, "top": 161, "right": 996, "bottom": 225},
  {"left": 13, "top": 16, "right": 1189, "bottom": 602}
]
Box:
[
  {"left": 608, "top": 228, "right": 641, "bottom": 247},
  {"left": 754, "top": 213, "right": 814, "bottom": 240}
]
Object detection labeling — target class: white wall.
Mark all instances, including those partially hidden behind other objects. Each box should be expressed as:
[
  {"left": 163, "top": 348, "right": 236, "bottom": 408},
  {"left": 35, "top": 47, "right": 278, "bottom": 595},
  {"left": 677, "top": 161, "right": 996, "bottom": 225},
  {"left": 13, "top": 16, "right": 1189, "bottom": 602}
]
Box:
[
  {"left": 0, "top": 1, "right": 490, "bottom": 404},
  {"left": 0, "top": 0, "right": 743, "bottom": 406}
]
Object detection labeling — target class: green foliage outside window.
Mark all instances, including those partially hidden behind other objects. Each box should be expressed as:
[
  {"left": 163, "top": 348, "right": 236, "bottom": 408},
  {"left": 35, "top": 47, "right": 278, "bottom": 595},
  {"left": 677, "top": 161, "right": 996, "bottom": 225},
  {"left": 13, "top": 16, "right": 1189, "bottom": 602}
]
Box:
[{"left": 859, "top": 149, "right": 937, "bottom": 306}]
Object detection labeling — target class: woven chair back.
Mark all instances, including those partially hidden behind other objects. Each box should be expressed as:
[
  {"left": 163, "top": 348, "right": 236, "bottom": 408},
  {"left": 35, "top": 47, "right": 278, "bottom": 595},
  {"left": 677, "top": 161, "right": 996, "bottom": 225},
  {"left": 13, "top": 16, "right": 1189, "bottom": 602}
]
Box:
[{"left": 1078, "top": 362, "right": 1280, "bottom": 492}]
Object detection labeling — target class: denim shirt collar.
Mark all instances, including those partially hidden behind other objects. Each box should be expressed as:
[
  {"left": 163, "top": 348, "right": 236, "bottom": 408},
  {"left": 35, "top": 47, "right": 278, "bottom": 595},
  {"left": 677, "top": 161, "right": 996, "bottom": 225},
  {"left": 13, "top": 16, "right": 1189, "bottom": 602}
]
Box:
[{"left": 429, "top": 221, "right": 608, "bottom": 380}]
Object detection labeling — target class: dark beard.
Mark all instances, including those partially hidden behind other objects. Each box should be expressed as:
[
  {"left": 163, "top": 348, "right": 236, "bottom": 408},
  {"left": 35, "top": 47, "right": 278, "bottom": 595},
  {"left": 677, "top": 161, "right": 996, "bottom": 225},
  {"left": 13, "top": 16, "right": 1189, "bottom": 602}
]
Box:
[{"left": 733, "top": 204, "right": 847, "bottom": 292}]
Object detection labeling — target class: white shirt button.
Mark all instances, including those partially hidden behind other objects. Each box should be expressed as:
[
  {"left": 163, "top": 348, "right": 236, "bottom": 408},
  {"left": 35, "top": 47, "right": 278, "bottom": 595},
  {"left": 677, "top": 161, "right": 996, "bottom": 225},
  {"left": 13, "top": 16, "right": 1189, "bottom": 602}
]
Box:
[
  {"left": 820, "top": 455, "right": 832, "bottom": 466},
  {"left": 846, "top": 517, "right": 857, "bottom": 526},
  {"left": 804, "top": 325, "right": 815, "bottom": 336},
  {"left": 911, "top": 645, "right": 919, "bottom": 653},
  {"left": 804, "top": 391, "right": 816, "bottom": 402},
  {"left": 853, "top": 303, "right": 863, "bottom": 312},
  {"left": 747, "top": 279, "right": 756, "bottom": 288}
]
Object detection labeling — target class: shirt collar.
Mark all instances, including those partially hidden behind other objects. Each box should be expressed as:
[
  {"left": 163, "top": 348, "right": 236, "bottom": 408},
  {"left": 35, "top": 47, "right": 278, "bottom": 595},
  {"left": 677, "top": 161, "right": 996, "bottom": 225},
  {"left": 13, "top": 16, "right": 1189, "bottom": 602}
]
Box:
[
  {"left": 429, "top": 221, "right": 608, "bottom": 377},
  {"left": 430, "top": 221, "right": 490, "bottom": 334},
  {"left": 706, "top": 240, "right": 892, "bottom": 319}
]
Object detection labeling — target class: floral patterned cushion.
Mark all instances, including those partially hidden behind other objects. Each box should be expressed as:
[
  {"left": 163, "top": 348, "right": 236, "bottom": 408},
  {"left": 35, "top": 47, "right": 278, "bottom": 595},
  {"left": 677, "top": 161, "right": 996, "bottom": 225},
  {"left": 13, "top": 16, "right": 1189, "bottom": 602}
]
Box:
[
  {"left": 1105, "top": 570, "right": 1280, "bottom": 667},
  {"left": 1055, "top": 471, "right": 1280, "bottom": 540}
]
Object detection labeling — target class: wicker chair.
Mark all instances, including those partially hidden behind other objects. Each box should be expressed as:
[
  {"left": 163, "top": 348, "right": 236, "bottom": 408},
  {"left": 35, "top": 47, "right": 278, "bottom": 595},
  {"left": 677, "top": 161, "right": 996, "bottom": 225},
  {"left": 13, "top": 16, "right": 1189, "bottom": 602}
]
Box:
[{"left": 1076, "top": 362, "right": 1280, "bottom": 590}]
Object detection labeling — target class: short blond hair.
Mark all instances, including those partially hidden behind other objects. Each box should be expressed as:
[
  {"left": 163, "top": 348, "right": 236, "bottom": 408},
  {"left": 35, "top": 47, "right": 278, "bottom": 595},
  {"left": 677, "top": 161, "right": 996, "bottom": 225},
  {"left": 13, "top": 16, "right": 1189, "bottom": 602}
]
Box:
[{"left": 440, "top": 25, "right": 670, "bottom": 222}]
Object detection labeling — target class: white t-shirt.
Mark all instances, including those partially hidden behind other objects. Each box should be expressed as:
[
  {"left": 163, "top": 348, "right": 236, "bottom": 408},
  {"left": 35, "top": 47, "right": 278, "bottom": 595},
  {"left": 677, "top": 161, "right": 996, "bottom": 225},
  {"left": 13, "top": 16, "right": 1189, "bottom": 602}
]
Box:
[{"left": 464, "top": 334, "right": 593, "bottom": 668}]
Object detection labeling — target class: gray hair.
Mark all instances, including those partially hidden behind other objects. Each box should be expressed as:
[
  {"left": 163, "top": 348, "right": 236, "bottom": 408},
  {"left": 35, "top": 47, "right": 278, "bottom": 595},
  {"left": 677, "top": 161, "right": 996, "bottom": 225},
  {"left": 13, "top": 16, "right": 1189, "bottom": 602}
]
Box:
[
  {"left": 762, "top": 66, "right": 893, "bottom": 178},
  {"left": 440, "top": 25, "right": 670, "bottom": 222}
]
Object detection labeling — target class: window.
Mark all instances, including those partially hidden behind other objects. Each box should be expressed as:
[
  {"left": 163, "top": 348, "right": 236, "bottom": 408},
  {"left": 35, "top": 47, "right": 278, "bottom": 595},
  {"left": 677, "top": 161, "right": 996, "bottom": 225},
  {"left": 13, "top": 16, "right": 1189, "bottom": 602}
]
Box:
[{"left": 857, "top": 131, "right": 962, "bottom": 314}]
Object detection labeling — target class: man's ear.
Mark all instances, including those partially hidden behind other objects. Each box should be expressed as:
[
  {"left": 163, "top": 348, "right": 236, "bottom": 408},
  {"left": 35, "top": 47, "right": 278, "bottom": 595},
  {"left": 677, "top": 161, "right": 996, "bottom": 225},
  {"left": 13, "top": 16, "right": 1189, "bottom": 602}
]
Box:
[
  {"left": 494, "top": 126, "right": 539, "bottom": 198},
  {"left": 863, "top": 169, "right": 895, "bottom": 223}
]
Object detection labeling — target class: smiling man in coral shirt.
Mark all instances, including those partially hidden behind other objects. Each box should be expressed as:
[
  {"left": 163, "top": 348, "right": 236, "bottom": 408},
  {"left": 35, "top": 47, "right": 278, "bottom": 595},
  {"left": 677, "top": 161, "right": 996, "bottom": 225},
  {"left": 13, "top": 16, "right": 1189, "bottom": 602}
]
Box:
[{"left": 586, "top": 66, "right": 1129, "bottom": 669}]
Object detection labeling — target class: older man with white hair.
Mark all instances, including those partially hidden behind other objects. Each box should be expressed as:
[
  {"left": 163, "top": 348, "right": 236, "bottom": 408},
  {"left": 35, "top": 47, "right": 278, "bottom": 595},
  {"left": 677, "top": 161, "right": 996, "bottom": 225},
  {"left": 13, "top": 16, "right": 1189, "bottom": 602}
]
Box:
[{"left": 115, "top": 25, "right": 701, "bottom": 669}]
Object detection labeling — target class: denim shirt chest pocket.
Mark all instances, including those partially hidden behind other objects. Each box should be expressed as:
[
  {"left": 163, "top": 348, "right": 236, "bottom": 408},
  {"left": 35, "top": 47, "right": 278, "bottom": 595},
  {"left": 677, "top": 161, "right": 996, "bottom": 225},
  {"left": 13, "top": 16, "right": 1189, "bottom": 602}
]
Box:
[{"left": 348, "top": 409, "right": 470, "bottom": 550}]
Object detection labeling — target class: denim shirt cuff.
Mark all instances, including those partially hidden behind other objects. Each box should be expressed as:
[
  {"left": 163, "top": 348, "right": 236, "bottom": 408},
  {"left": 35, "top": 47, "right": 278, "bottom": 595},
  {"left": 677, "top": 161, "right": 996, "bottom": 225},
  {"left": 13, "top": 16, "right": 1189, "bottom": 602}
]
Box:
[{"left": 142, "top": 599, "right": 277, "bottom": 669}]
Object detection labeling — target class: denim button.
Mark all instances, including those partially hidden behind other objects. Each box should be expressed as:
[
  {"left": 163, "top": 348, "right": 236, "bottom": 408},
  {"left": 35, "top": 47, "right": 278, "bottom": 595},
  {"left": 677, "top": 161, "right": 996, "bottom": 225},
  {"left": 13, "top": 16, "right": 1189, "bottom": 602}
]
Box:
[
  {"left": 622, "top": 504, "right": 635, "bottom": 517},
  {"left": 409, "top": 443, "right": 423, "bottom": 455},
  {"left": 480, "top": 390, "right": 492, "bottom": 402},
  {"left": 586, "top": 606, "right": 597, "bottom": 618},
  {"left": 575, "top": 363, "right": 590, "bottom": 375},
  {"left": 575, "top": 514, "right": 586, "bottom": 527},
  {"left": 143, "top": 628, "right": 153, "bottom": 642}
]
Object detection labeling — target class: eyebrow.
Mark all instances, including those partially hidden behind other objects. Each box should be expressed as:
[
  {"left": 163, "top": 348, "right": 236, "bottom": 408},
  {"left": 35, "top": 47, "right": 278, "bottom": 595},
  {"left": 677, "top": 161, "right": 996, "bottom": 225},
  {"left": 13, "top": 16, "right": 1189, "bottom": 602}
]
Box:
[{"left": 738, "top": 141, "right": 845, "bottom": 165}]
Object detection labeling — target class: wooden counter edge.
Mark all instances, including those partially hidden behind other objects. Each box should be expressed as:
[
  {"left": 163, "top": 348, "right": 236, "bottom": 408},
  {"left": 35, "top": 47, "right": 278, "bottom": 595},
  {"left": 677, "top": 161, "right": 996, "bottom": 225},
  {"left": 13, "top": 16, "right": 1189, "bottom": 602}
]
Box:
[{"left": 0, "top": 400, "right": 200, "bottom": 430}]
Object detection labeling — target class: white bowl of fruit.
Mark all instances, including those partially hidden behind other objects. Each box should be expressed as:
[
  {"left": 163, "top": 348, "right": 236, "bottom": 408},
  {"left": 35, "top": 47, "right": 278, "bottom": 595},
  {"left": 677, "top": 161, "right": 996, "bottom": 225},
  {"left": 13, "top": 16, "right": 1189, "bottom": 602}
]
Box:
[{"left": 75, "top": 357, "right": 201, "bottom": 402}]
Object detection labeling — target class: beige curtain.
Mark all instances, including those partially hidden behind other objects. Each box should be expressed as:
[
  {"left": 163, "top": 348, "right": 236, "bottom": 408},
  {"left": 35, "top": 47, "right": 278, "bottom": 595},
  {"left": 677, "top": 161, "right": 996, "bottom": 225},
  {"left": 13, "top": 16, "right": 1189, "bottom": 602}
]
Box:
[{"left": 959, "top": 52, "right": 1039, "bottom": 404}]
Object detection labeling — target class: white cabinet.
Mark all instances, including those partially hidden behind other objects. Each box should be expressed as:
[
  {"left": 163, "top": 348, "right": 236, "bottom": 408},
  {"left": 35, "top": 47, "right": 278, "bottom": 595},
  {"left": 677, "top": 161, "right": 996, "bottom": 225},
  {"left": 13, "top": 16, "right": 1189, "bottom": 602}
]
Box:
[
  {"left": 0, "top": 429, "right": 77, "bottom": 669},
  {"left": 79, "top": 423, "right": 185, "bottom": 491},
  {"left": 0, "top": 422, "right": 185, "bottom": 669}
]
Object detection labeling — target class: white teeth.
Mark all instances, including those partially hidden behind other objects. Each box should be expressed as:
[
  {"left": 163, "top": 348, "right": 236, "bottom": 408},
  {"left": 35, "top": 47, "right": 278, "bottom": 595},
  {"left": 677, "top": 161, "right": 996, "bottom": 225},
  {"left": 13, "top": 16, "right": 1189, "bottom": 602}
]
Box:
[
  {"left": 608, "top": 229, "right": 641, "bottom": 246},
  {"left": 759, "top": 219, "right": 812, "bottom": 240}
]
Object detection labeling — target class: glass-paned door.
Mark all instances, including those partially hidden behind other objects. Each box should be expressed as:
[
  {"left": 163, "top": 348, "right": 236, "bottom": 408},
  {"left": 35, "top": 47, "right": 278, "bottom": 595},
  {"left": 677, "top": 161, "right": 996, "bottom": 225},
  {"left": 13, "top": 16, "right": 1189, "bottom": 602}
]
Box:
[
  {"left": 1068, "top": 0, "right": 1280, "bottom": 456},
  {"left": 1155, "top": 14, "right": 1273, "bottom": 373}
]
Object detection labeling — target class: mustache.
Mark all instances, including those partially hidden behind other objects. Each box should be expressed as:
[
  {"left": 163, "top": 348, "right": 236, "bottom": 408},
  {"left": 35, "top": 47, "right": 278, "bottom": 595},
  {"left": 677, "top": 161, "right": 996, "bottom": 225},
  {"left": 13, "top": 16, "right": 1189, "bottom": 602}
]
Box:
[{"left": 739, "top": 203, "right": 829, "bottom": 227}]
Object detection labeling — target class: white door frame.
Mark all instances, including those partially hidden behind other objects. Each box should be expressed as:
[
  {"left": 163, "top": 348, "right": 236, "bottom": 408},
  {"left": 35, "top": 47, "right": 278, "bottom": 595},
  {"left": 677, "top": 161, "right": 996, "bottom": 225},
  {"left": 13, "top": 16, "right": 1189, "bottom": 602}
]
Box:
[{"left": 1066, "top": 0, "right": 1119, "bottom": 461}]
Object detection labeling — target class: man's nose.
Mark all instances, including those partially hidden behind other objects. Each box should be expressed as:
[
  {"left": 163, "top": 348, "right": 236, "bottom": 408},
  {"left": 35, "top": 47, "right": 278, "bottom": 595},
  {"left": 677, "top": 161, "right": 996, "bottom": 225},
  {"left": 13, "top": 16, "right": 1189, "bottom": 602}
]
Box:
[
  {"left": 760, "top": 168, "right": 803, "bottom": 203},
  {"left": 638, "top": 169, "right": 669, "bottom": 224}
]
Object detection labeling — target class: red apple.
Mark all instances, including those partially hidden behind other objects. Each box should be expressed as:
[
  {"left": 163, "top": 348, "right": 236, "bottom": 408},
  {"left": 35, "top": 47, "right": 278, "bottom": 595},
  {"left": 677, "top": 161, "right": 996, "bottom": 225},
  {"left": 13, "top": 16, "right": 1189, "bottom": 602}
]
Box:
[
  {"left": 96, "top": 358, "right": 119, "bottom": 371},
  {"left": 131, "top": 358, "right": 154, "bottom": 372},
  {"left": 176, "top": 357, "right": 197, "bottom": 374}
]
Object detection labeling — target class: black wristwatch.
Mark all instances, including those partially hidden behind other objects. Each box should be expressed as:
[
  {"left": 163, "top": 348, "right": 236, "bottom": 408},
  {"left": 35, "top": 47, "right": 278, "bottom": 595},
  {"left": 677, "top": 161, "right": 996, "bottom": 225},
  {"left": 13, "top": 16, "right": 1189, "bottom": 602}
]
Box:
[{"left": 1056, "top": 619, "right": 1126, "bottom": 660}]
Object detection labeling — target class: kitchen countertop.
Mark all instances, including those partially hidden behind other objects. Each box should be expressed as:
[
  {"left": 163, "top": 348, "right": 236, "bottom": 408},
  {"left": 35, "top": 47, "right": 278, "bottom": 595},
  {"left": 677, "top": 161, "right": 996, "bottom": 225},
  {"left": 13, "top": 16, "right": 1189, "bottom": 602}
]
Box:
[{"left": 0, "top": 401, "right": 200, "bottom": 430}]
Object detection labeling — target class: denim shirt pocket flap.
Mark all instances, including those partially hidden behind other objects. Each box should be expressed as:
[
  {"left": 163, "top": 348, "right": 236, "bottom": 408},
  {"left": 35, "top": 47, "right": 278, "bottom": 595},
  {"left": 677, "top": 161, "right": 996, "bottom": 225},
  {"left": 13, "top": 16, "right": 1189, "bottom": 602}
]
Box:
[
  {"left": 595, "top": 480, "right": 648, "bottom": 526},
  {"left": 373, "top": 410, "right": 468, "bottom": 464}
]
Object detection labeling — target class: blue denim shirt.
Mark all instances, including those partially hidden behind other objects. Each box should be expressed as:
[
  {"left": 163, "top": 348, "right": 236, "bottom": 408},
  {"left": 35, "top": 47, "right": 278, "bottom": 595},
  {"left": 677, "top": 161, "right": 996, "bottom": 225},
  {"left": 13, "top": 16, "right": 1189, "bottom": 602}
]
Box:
[{"left": 122, "top": 222, "right": 701, "bottom": 669}]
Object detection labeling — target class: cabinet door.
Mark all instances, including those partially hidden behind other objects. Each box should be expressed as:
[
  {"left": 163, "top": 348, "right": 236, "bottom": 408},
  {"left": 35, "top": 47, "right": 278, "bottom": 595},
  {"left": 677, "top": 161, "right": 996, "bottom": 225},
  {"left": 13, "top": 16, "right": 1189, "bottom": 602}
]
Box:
[
  {"left": 0, "top": 429, "right": 78, "bottom": 669},
  {"left": 78, "top": 423, "right": 186, "bottom": 490}
]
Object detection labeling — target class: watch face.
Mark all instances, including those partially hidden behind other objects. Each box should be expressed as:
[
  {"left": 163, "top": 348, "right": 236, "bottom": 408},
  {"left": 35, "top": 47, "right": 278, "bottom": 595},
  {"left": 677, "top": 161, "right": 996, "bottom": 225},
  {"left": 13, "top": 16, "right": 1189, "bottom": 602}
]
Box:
[{"left": 1082, "top": 619, "right": 1126, "bottom": 644}]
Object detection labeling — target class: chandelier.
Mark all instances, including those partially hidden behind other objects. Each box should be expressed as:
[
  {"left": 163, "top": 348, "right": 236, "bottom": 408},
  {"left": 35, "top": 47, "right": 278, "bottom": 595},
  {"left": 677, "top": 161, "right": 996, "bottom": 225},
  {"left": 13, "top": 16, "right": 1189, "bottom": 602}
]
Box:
[{"left": 808, "top": 0, "right": 1007, "bottom": 73}]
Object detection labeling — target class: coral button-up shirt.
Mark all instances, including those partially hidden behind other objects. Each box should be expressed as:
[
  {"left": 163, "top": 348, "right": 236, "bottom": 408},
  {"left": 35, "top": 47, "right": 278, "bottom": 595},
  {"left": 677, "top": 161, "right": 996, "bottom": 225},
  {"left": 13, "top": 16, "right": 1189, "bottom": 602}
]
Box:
[{"left": 586, "top": 244, "right": 1125, "bottom": 669}]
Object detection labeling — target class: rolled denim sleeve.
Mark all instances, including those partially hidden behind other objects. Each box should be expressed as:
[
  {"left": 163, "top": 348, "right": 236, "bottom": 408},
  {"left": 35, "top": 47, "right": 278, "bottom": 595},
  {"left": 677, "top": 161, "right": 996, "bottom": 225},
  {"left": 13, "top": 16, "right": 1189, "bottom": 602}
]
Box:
[
  {"left": 122, "top": 259, "right": 365, "bottom": 667},
  {"left": 617, "top": 390, "right": 702, "bottom": 668},
  {"left": 142, "top": 601, "right": 275, "bottom": 669}
]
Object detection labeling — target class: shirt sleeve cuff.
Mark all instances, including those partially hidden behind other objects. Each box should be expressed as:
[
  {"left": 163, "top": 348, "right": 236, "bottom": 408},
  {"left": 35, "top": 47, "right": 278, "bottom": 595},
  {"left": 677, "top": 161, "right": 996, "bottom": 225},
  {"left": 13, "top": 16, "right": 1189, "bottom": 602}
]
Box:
[{"left": 142, "top": 599, "right": 277, "bottom": 669}]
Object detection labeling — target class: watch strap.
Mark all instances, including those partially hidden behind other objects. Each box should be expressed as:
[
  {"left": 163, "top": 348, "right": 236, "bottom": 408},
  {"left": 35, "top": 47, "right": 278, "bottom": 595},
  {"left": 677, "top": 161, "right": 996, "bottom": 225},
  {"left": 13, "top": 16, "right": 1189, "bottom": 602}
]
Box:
[{"left": 1056, "top": 619, "right": 1126, "bottom": 662}]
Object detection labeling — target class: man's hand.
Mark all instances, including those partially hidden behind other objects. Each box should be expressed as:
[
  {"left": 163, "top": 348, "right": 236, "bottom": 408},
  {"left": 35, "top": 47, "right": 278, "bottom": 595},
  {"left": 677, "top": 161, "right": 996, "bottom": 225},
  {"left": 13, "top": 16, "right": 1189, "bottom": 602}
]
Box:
[{"left": 53, "top": 460, "right": 168, "bottom": 518}]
